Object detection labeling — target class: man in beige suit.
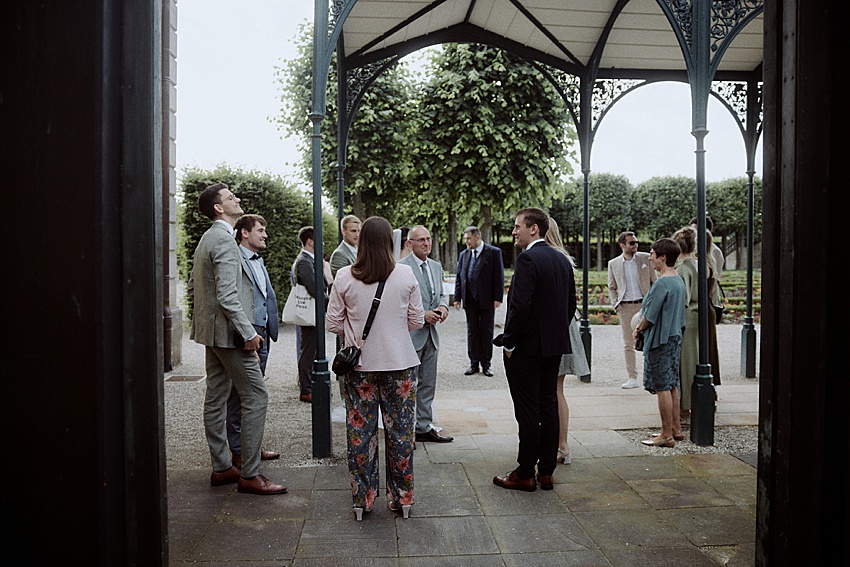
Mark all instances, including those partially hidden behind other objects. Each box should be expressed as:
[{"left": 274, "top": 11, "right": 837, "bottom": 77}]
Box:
[
  {"left": 189, "top": 183, "right": 287, "bottom": 495},
  {"left": 607, "top": 231, "right": 657, "bottom": 389}
]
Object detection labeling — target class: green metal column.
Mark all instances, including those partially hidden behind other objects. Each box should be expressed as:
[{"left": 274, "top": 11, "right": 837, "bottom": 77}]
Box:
[
  {"left": 310, "top": 0, "right": 332, "bottom": 457},
  {"left": 689, "top": 0, "right": 716, "bottom": 446},
  {"left": 741, "top": 76, "right": 759, "bottom": 378}
]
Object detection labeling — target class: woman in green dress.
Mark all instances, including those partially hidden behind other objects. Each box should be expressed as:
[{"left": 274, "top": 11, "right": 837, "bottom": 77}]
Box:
[{"left": 632, "top": 238, "right": 687, "bottom": 447}]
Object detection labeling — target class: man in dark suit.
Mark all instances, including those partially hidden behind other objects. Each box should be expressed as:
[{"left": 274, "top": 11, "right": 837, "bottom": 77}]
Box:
[
  {"left": 225, "top": 213, "right": 281, "bottom": 468},
  {"left": 188, "top": 183, "right": 287, "bottom": 495},
  {"left": 493, "top": 208, "right": 576, "bottom": 492},
  {"left": 293, "top": 226, "right": 328, "bottom": 403},
  {"left": 453, "top": 226, "right": 505, "bottom": 377}
]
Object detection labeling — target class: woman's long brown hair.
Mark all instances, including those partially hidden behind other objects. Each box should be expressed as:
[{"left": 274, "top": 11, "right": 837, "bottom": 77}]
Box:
[{"left": 350, "top": 216, "right": 395, "bottom": 284}]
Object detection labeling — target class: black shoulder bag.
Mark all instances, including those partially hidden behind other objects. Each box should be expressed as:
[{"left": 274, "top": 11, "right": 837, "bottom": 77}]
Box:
[{"left": 331, "top": 280, "right": 386, "bottom": 376}]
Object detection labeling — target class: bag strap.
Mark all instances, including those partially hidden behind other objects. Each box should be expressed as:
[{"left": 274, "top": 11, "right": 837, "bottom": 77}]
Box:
[{"left": 358, "top": 280, "right": 386, "bottom": 346}]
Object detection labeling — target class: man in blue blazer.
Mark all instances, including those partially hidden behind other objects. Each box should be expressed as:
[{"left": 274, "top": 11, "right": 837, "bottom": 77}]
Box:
[
  {"left": 493, "top": 208, "right": 576, "bottom": 492},
  {"left": 189, "top": 183, "right": 286, "bottom": 495},
  {"left": 225, "top": 213, "right": 281, "bottom": 468},
  {"left": 453, "top": 226, "right": 505, "bottom": 377},
  {"left": 400, "top": 226, "right": 453, "bottom": 443}
]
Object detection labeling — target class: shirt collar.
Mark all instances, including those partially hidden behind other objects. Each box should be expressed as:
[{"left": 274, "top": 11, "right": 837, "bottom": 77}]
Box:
[
  {"left": 215, "top": 219, "right": 236, "bottom": 237},
  {"left": 526, "top": 238, "right": 546, "bottom": 249},
  {"left": 239, "top": 244, "right": 258, "bottom": 259}
]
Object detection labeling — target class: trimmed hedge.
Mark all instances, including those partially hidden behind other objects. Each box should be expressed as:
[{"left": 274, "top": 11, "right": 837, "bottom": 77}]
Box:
[
  {"left": 501, "top": 269, "right": 761, "bottom": 324},
  {"left": 178, "top": 165, "right": 336, "bottom": 319}
]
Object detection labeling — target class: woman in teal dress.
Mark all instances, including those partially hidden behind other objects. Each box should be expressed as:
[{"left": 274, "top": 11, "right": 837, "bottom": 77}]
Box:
[{"left": 633, "top": 238, "right": 687, "bottom": 447}]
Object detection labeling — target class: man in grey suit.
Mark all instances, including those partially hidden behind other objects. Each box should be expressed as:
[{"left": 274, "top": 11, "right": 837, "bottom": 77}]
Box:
[
  {"left": 401, "top": 226, "right": 453, "bottom": 443},
  {"left": 607, "top": 231, "right": 657, "bottom": 389},
  {"left": 329, "top": 215, "right": 360, "bottom": 402},
  {"left": 225, "top": 213, "right": 281, "bottom": 469},
  {"left": 188, "top": 183, "right": 287, "bottom": 495},
  {"left": 329, "top": 214, "right": 360, "bottom": 277}
]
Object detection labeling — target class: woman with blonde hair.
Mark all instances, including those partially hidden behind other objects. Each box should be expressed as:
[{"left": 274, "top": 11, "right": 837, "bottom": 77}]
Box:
[
  {"left": 326, "top": 216, "right": 424, "bottom": 520},
  {"left": 543, "top": 217, "right": 589, "bottom": 464},
  {"left": 672, "top": 226, "right": 721, "bottom": 424}
]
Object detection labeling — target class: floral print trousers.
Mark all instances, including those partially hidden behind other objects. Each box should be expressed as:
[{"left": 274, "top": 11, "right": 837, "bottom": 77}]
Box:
[{"left": 343, "top": 367, "right": 416, "bottom": 511}]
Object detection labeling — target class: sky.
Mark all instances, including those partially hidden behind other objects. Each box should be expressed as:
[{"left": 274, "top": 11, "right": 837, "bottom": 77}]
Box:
[{"left": 176, "top": 0, "right": 763, "bottom": 192}]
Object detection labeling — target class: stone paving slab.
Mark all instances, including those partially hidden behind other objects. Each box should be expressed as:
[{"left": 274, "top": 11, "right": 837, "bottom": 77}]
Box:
[{"left": 167, "top": 322, "right": 759, "bottom": 565}]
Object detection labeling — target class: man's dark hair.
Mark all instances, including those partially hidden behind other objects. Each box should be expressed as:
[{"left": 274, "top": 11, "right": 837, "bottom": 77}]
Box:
[
  {"left": 298, "top": 226, "right": 314, "bottom": 246},
  {"left": 198, "top": 182, "right": 228, "bottom": 220},
  {"left": 514, "top": 207, "right": 550, "bottom": 238},
  {"left": 689, "top": 216, "right": 713, "bottom": 232},
  {"left": 652, "top": 238, "right": 681, "bottom": 266},
  {"left": 617, "top": 231, "right": 636, "bottom": 245},
  {"left": 234, "top": 214, "right": 267, "bottom": 243}
]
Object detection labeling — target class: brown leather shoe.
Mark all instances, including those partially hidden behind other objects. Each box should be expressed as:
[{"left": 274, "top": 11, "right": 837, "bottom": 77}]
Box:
[
  {"left": 261, "top": 449, "right": 280, "bottom": 460},
  {"left": 493, "top": 471, "right": 537, "bottom": 492},
  {"left": 536, "top": 473, "right": 554, "bottom": 490},
  {"left": 231, "top": 452, "right": 243, "bottom": 469},
  {"left": 299, "top": 393, "right": 312, "bottom": 403},
  {"left": 210, "top": 466, "right": 240, "bottom": 487},
  {"left": 237, "top": 475, "right": 288, "bottom": 495}
]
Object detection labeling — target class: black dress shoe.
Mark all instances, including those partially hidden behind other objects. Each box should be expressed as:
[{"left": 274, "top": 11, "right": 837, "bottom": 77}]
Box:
[
  {"left": 482, "top": 366, "right": 494, "bottom": 377},
  {"left": 493, "top": 471, "right": 537, "bottom": 492},
  {"left": 415, "top": 429, "right": 454, "bottom": 443},
  {"left": 464, "top": 365, "right": 479, "bottom": 376}
]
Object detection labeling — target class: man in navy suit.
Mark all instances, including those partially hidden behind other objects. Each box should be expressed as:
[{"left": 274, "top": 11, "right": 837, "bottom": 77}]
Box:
[
  {"left": 453, "top": 226, "right": 505, "bottom": 377},
  {"left": 226, "top": 214, "right": 280, "bottom": 468},
  {"left": 493, "top": 208, "right": 576, "bottom": 492}
]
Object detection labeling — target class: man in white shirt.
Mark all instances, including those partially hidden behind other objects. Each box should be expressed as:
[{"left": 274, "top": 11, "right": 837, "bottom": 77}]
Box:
[
  {"left": 607, "top": 231, "right": 657, "bottom": 389},
  {"left": 400, "top": 226, "right": 453, "bottom": 443},
  {"left": 293, "top": 226, "right": 329, "bottom": 403},
  {"left": 329, "top": 214, "right": 361, "bottom": 276}
]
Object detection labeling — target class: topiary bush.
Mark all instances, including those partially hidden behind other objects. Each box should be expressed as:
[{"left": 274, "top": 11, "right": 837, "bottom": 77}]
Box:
[{"left": 178, "top": 165, "right": 336, "bottom": 319}]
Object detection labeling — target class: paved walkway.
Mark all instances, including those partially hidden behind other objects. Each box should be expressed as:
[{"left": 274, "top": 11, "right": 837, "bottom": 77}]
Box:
[{"left": 167, "top": 319, "right": 759, "bottom": 566}]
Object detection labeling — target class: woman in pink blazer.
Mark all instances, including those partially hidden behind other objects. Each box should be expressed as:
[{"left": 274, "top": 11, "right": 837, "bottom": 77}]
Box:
[{"left": 326, "top": 216, "right": 424, "bottom": 520}]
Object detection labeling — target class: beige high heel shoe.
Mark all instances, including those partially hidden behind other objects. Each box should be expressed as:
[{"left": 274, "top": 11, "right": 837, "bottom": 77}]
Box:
[
  {"left": 389, "top": 502, "right": 412, "bottom": 519},
  {"left": 557, "top": 448, "right": 571, "bottom": 465}
]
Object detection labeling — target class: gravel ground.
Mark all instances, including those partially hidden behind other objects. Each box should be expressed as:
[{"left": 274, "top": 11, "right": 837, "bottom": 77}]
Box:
[{"left": 165, "top": 297, "right": 759, "bottom": 469}]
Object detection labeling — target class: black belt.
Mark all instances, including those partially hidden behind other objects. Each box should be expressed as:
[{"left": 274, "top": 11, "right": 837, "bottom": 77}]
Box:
[{"left": 620, "top": 299, "right": 643, "bottom": 304}]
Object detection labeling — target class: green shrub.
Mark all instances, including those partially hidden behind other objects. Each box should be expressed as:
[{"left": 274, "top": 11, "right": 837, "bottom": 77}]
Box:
[{"left": 178, "top": 165, "right": 336, "bottom": 319}]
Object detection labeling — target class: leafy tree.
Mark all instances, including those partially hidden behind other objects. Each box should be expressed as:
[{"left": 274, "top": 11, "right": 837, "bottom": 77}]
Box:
[
  {"left": 707, "top": 176, "right": 763, "bottom": 265},
  {"left": 632, "top": 176, "right": 698, "bottom": 241},
  {"left": 414, "top": 43, "right": 577, "bottom": 267},
  {"left": 273, "top": 23, "right": 415, "bottom": 226},
  {"left": 178, "top": 165, "right": 335, "bottom": 319}
]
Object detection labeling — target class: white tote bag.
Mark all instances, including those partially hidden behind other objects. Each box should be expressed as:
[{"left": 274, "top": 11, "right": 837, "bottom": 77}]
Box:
[{"left": 281, "top": 284, "right": 316, "bottom": 326}]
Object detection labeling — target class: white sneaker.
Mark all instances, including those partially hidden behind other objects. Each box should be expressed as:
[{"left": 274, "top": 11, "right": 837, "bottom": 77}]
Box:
[{"left": 621, "top": 378, "right": 640, "bottom": 389}]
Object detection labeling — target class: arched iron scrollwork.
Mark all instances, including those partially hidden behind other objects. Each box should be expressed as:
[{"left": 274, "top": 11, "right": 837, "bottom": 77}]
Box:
[
  {"left": 663, "top": 0, "right": 694, "bottom": 47},
  {"left": 662, "top": 1, "right": 763, "bottom": 60},
  {"left": 592, "top": 79, "right": 644, "bottom": 131},
  {"left": 329, "top": 0, "right": 351, "bottom": 36},
  {"left": 710, "top": 80, "right": 764, "bottom": 135},
  {"left": 344, "top": 56, "right": 399, "bottom": 120},
  {"left": 711, "top": 80, "right": 749, "bottom": 128},
  {"left": 710, "top": 1, "right": 763, "bottom": 53},
  {"left": 536, "top": 66, "right": 581, "bottom": 126}
]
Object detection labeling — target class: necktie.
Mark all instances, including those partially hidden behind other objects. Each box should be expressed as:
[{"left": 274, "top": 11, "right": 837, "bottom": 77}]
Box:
[
  {"left": 468, "top": 249, "right": 478, "bottom": 277},
  {"left": 421, "top": 262, "right": 433, "bottom": 298},
  {"left": 250, "top": 254, "right": 260, "bottom": 260}
]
